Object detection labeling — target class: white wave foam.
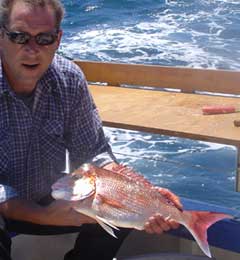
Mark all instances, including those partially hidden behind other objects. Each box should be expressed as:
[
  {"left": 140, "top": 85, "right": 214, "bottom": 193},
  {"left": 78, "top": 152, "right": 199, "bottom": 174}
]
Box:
[
  {"left": 61, "top": 3, "right": 240, "bottom": 70},
  {"left": 198, "top": 141, "right": 235, "bottom": 151}
]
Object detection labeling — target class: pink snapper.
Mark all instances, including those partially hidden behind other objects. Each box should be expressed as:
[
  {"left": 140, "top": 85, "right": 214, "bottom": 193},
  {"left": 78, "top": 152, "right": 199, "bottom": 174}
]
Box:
[{"left": 52, "top": 164, "right": 232, "bottom": 258}]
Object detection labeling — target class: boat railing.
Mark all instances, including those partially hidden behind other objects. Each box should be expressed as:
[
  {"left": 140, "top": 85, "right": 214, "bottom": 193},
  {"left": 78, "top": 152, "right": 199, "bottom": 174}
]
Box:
[{"left": 74, "top": 60, "right": 240, "bottom": 191}]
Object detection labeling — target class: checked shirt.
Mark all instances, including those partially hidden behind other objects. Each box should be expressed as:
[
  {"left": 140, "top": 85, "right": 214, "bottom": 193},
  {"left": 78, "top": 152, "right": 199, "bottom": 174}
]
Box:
[{"left": 0, "top": 54, "right": 111, "bottom": 202}]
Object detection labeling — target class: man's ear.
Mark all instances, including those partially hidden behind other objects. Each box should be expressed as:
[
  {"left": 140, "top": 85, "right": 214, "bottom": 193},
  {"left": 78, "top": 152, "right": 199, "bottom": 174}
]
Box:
[
  {"left": 56, "top": 29, "right": 63, "bottom": 49},
  {"left": 0, "top": 28, "right": 4, "bottom": 38},
  {"left": 0, "top": 30, "right": 4, "bottom": 51}
]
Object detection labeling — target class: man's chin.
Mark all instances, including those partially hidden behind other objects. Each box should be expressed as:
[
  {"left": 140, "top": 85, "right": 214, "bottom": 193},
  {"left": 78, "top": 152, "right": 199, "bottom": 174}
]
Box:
[{"left": 21, "top": 66, "right": 43, "bottom": 79}]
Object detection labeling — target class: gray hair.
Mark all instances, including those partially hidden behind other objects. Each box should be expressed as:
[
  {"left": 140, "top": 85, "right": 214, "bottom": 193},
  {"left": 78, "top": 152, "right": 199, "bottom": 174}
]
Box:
[{"left": 0, "top": 0, "right": 65, "bottom": 29}]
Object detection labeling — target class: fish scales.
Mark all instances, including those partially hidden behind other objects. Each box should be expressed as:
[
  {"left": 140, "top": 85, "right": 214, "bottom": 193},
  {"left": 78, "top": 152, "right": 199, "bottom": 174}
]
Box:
[{"left": 95, "top": 167, "right": 171, "bottom": 223}]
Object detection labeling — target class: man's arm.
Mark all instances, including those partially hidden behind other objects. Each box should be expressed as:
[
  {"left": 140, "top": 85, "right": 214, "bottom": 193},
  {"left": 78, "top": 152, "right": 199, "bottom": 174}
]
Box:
[
  {"left": 0, "top": 183, "right": 94, "bottom": 226},
  {"left": 0, "top": 198, "right": 96, "bottom": 226}
]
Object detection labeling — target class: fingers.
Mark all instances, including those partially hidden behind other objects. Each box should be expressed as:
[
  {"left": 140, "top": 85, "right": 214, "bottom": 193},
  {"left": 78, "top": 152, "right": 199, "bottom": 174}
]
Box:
[
  {"left": 168, "top": 219, "right": 180, "bottom": 229},
  {"left": 144, "top": 214, "right": 180, "bottom": 234},
  {"left": 145, "top": 215, "right": 170, "bottom": 234}
]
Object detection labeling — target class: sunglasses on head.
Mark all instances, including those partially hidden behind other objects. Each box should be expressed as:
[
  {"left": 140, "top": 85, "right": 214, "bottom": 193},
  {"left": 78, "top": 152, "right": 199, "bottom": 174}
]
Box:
[{"left": 2, "top": 26, "right": 59, "bottom": 46}]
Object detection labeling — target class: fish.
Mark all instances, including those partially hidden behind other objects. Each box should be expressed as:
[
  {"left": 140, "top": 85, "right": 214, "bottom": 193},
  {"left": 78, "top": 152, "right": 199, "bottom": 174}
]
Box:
[{"left": 51, "top": 163, "right": 233, "bottom": 258}]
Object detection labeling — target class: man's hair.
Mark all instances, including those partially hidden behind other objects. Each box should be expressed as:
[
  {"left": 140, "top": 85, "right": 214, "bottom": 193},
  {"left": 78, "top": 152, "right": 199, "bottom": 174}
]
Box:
[{"left": 0, "top": 0, "right": 65, "bottom": 29}]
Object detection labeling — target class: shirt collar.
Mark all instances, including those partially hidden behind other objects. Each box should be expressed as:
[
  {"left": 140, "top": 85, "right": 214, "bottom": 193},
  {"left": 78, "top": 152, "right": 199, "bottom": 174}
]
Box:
[
  {"left": 39, "top": 60, "right": 59, "bottom": 94},
  {"left": 0, "top": 60, "right": 12, "bottom": 97}
]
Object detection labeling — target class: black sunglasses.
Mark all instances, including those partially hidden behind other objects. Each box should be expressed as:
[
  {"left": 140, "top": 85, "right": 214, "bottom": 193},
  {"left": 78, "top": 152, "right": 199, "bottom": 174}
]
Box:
[{"left": 2, "top": 26, "right": 59, "bottom": 46}]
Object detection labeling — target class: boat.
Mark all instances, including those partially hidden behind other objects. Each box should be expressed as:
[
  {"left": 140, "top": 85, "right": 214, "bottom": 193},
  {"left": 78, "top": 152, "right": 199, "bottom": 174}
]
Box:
[{"left": 11, "top": 61, "right": 240, "bottom": 260}]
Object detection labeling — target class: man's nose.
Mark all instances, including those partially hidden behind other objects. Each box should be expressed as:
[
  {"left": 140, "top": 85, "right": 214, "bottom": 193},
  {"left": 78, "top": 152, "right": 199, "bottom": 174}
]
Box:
[{"left": 24, "top": 37, "right": 40, "bottom": 53}]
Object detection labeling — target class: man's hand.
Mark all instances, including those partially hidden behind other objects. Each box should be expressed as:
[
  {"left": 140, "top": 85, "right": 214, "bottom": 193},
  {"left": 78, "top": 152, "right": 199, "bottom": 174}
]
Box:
[
  {"left": 144, "top": 188, "right": 183, "bottom": 234},
  {"left": 144, "top": 213, "right": 179, "bottom": 234}
]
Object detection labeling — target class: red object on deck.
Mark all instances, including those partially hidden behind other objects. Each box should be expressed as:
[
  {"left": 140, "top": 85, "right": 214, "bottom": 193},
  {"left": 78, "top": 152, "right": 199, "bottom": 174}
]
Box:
[{"left": 202, "top": 105, "right": 237, "bottom": 115}]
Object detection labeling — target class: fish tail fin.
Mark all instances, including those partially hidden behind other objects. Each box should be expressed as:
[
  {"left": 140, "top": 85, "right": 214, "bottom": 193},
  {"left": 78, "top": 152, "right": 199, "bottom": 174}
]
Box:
[{"left": 183, "top": 211, "right": 232, "bottom": 258}]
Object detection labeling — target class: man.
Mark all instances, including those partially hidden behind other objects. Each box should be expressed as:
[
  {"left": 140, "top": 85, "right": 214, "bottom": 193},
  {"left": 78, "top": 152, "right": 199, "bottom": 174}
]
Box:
[{"left": 0, "top": 0, "right": 181, "bottom": 259}]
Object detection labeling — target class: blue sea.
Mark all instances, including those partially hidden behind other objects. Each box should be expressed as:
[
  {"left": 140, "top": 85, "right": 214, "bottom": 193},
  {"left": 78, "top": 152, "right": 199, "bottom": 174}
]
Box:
[{"left": 60, "top": 0, "right": 240, "bottom": 211}]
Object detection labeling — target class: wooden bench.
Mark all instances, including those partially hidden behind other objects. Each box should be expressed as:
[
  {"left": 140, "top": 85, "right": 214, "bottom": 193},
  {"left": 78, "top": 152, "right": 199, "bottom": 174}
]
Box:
[{"left": 74, "top": 60, "right": 240, "bottom": 191}]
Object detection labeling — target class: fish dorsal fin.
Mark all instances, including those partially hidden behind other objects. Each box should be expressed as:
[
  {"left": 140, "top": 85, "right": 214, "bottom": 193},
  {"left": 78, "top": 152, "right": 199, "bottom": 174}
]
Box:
[
  {"left": 79, "top": 163, "right": 152, "bottom": 189},
  {"left": 157, "top": 187, "right": 183, "bottom": 211},
  {"left": 95, "top": 215, "right": 119, "bottom": 238},
  {"left": 94, "top": 194, "right": 140, "bottom": 215},
  {"left": 96, "top": 194, "right": 123, "bottom": 209},
  {"left": 110, "top": 164, "right": 153, "bottom": 188}
]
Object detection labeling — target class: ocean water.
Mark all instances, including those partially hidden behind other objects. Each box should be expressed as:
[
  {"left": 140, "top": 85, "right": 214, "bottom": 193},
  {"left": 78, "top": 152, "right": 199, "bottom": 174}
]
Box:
[{"left": 60, "top": 0, "right": 240, "bottom": 210}]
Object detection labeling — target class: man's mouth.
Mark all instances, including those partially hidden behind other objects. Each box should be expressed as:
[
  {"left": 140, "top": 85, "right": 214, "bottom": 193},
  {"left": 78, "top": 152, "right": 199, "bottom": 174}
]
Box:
[{"left": 22, "top": 64, "right": 39, "bottom": 69}]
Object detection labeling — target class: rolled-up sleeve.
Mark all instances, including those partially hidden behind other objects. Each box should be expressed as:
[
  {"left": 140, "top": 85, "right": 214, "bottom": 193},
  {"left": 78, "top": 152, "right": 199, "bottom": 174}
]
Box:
[
  {"left": 0, "top": 184, "right": 18, "bottom": 203},
  {"left": 0, "top": 140, "right": 18, "bottom": 203}
]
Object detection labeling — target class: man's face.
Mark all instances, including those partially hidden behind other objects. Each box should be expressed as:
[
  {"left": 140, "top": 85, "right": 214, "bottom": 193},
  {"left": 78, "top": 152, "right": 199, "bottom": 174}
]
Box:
[{"left": 0, "top": 1, "right": 62, "bottom": 93}]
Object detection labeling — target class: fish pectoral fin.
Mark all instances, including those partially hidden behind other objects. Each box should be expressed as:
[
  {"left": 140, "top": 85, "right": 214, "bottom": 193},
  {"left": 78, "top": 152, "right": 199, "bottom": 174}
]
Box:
[
  {"left": 96, "top": 194, "right": 124, "bottom": 209},
  {"left": 94, "top": 194, "right": 140, "bottom": 216},
  {"left": 96, "top": 215, "right": 119, "bottom": 238},
  {"left": 96, "top": 215, "right": 119, "bottom": 231}
]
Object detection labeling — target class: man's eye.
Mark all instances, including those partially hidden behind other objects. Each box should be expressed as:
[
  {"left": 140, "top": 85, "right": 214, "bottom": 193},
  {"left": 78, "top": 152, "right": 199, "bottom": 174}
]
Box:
[{"left": 10, "top": 32, "right": 27, "bottom": 42}]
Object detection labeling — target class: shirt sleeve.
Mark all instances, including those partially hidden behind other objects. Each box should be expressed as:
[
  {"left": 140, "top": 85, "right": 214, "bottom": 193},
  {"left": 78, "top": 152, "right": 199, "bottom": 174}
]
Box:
[
  {"left": 0, "top": 184, "right": 18, "bottom": 203},
  {"left": 66, "top": 74, "right": 113, "bottom": 170},
  {"left": 91, "top": 146, "right": 119, "bottom": 167},
  {"left": 0, "top": 146, "right": 18, "bottom": 203}
]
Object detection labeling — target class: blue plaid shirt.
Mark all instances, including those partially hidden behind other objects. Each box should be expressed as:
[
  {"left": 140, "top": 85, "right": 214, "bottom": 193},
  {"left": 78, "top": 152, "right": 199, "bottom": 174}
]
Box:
[{"left": 0, "top": 54, "right": 112, "bottom": 203}]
